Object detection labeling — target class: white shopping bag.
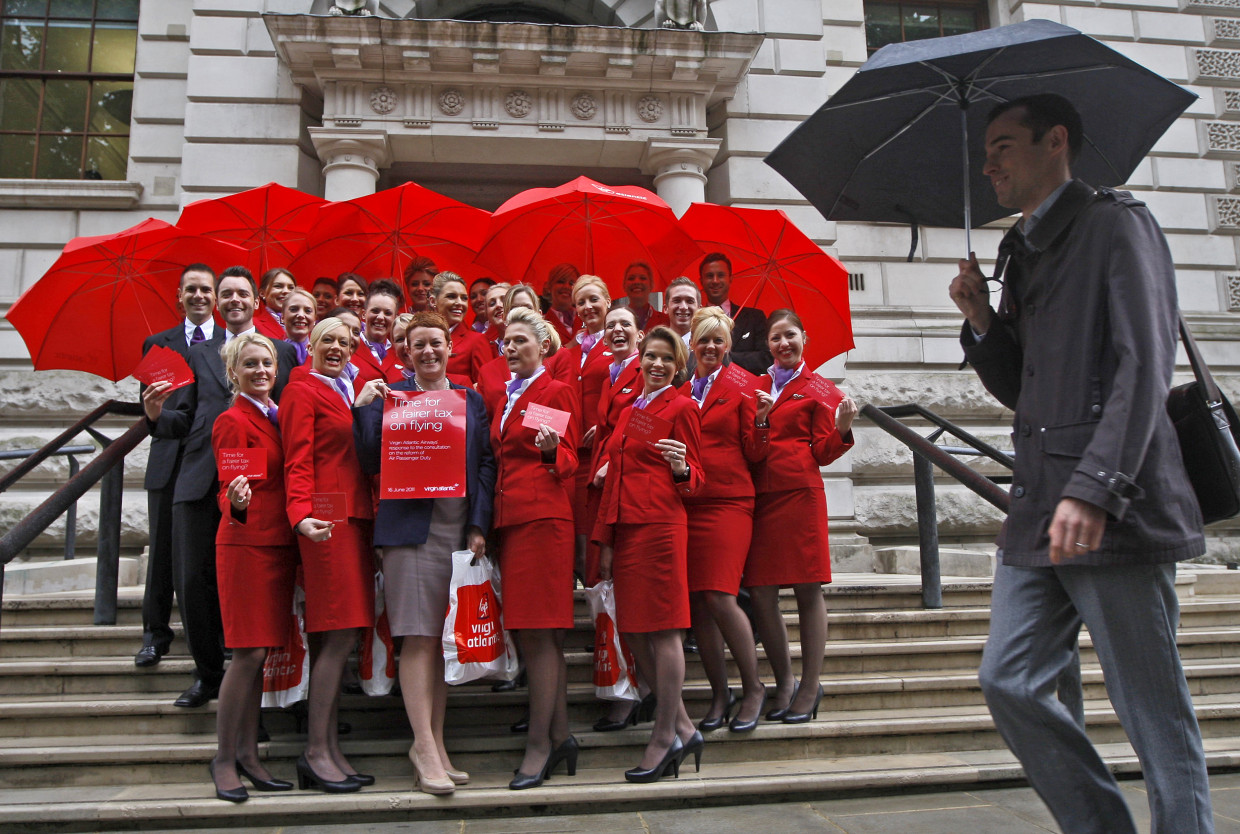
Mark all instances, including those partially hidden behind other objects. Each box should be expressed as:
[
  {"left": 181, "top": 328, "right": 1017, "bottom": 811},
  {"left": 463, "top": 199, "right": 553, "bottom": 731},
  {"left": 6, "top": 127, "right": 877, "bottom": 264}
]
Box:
[
  {"left": 442, "top": 550, "right": 519, "bottom": 684},
  {"left": 261, "top": 568, "right": 309, "bottom": 708},
  {"left": 585, "top": 580, "right": 639, "bottom": 702}
]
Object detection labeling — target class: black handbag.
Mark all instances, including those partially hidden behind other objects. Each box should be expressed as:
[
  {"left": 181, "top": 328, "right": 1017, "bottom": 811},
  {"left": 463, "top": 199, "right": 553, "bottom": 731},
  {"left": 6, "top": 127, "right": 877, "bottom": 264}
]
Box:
[{"left": 1166, "top": 317, "right": 1240, "bottom": 525}]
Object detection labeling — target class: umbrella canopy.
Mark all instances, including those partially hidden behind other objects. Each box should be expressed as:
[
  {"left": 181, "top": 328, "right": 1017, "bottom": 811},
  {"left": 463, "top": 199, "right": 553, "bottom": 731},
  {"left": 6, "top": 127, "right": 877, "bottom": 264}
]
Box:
[
  {"left": 473, "top": 176, "right": 703, "bottom": 294},
  {"left": 681, "top": 203, "right": 853, "bottom": 368},
  {"left": 5, "top": 218, "right": 247, "bottom": 381},
  {"left": 176, "top": 182, "right": 325, "bottom": 275},
  {"left": 287, "top": 182, "right": 489, "bottom": 284},
  {"left": 765, "top": 19, "right": 1196, "bottom": 234}
]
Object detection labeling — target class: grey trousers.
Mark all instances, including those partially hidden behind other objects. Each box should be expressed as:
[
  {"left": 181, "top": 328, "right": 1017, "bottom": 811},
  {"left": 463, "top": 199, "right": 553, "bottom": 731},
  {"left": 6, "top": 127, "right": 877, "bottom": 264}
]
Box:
[{"left": 979, "top": 561, "right": 1213, "bottom": 834}]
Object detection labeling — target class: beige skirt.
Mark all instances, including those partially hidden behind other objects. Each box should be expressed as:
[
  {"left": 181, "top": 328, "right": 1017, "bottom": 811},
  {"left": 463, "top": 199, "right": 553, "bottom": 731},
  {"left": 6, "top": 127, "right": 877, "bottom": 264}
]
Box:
[{"left": 380, "top": 497, "right": 468, "bottom": 638}]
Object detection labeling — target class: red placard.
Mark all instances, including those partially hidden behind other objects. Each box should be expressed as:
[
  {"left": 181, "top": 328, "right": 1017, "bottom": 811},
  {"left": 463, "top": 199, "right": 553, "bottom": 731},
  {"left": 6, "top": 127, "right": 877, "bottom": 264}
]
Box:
[
  {"left": 521, "top": 402, "right": 571, "bottom": 436},
  {"left": 623, "top": 408, "right": 673, "bottom": 443},
  {"left": 132, "top": 345, "right": 195, "bottom": 391},
  {"left": 803, "top": 374, "right": 845, "bottom": 411},
  {"left": 217, "top": 447, "right": 266, "bottom": 479},
  {"left": 311, "top": 492, "right": 347, "bottom": 523},
  {"left": 710, "top": 362, "right": 759, "bottom": 400},
  {"left": 382, "top": 390, "right": 468, "bottom": 498}
]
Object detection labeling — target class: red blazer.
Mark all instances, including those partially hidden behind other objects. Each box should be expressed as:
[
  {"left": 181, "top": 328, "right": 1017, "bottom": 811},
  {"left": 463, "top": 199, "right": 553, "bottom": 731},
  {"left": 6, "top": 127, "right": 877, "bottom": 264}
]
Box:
[
  {"left": 551, "top": 332, "right": 612, "bottom": 437},
  {"left": 278, "top": 376, "right": 374, "bottom": 526},
  {"left": 351, "top": 342, "right": 403, "bottom": 395},
  {"left": 211, "top": 398, "right": 297, "bottom": 546},
  {"left": 545, "top": 309, "right": 578, "bottom": 347},
  {"left": 448, "top": 323, "right": 491, "bottom": 383},
  {"left": 678, "top": 371, "right": 768, "bottom": 500},
  {"left": 490, "top": 370, "right": 581, "bottom": 528},
  {"left": 593, "top": 387, "right": 704, "bottom": 544},
  {"left": 591, "top": 358, "right": 642, "bottom": 475},
  {"left": 750, "top": 371, "right": 853, "bottom": 494},
  {"left": 631, "top": 306, "right": 670, "bottom": 332},
  {"left": 478, "top": 354, "right": 511, "bottom": 421},
  {"left": 254, "top": 308, "right": 285, "bottom": 341}
]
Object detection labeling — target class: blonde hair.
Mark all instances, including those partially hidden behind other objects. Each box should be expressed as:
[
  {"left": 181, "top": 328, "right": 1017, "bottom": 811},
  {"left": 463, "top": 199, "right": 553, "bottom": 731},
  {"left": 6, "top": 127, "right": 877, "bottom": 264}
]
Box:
[
  {"left": 431, "top": 271, "right": 467, "bottom": 299},
  {"left": 639, "top": 325, "right": 689, "bottom": 375},
  {"left": 504, "top": 282, "right": 540, "bottom": 313},
  {"left": 690, "top": 306, "right": 734, "bottom": 349},
  {"left": 572, "top": 274, "right": 610, "bottom": 307},
  {"left": 283, "top": 287, "right": 317, "bottom": 315},
  {"left": 506, "top": 306, "right": 561, "bottom": 353},
  {"left": 221, "top": 332, "right": 278, "bottom": 396},
  {"left": 309, "top": 316, "right": 355, "bottom": 352}
]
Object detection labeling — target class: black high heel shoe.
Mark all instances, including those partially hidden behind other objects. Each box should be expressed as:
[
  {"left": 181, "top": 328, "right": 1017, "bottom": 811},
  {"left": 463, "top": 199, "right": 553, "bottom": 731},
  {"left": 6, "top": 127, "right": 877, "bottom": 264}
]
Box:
[
  {"left": 236, "top": 760, "right": 293, "bottom": 791},
  {"left": 342, "top": 771, "right": 375, "bottom": 786},
  {"left": 208, "top": 760, "right": 248, "bottom": 803},
  {"left": 295, "top": 754, "right": 361, "bottom": 793},
  {"left": 782, "top": 683, "right": 824, "bottom": 724},
  {"left": 765, "top": 681, "right": 799, "bottom": 722},
  {"left": 593, "top": 701, "right": 639, "bottom": 732},
  {"left": 697, "top": 690, "right": 739, "bottom": 732},
  {"left": 510, "top": 735, "right": 579, "bottom": 789},
  {"left": 678, "top": 730, "right": 705, "bottom": 773},
  {"left": 729, "top": 690, "right": 769, "bottom": 733},
  {"left": 637, "top": 692, "right": 657, "bottom": 723},
  {"left": 625, "top": 737, "right": 683, "bottom": 783}
]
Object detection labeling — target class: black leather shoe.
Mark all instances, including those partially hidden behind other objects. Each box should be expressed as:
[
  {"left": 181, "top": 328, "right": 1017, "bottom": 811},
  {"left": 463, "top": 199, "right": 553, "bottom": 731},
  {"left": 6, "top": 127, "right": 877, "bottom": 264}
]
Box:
[
  {"left": 134, "top": 645, "right": 164, "bottom": 667},
  {"left": 510, "top": 713, "right": 530, "bottom": 733},
  {"left": 208, "top": 760, "right": 248, "bottom": 803},
  {"left": 592, "top": 701, "right": 639, "bottom": 732},
  {"left": 624, "top": 737, "right": 683, "bottom": 783},
  {"left": 343, "top": 771, "right": 375, "bottom": 786},
  {"left": 236, "top": 761, "right": 293, "bottom": 791},
  {"left": 174, "top": 680, "right": 219, "bottom": 709}
]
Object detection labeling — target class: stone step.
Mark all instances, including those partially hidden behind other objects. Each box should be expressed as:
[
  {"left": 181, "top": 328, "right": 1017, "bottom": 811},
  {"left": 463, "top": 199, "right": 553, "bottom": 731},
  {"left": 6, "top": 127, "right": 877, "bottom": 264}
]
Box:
[{"left": 2, "top": 726, "right": 1240, "bottom": 832}]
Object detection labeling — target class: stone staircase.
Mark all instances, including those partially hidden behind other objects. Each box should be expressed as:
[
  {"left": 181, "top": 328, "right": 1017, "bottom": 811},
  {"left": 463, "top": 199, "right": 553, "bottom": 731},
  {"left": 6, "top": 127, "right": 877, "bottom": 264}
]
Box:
[{"left": 2, "top": 572, "right": 1240, "bottom": 832}]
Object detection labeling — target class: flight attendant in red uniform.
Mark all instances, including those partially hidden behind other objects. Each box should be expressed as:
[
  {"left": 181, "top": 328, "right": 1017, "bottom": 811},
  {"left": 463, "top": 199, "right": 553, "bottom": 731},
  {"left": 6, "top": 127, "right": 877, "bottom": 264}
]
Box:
[
  {"left": 208, "top": 333, "right": 298, "bottom": 803},
  {"left": 595, "top": 326, "right": 704, "bottom": 783},
  {"left": 254, "top": 267, "right": 297, "bottom": 340},
  {"left": 280, "top": 316, "right": 380, "bottom": 794},
  {"left": 542, "top": 262, "right": 580, "bottom": 346},
  {"left": 680, "top": 307, "right": 769, "bottom": 733},
  {"left": 477, "top": 283, "right": 540, "bottom": 418},
  {"left": 351, "top": 280, "right": 404, "bottom": 394},
  {"left": 553, "top": 274, "right": 612, "bottom": 574},
  {"left": 432, "top": 272, "right": 492, "bottom": 384},
  {"left": 336, "top": 273, "right": 367, "bottom": 319},
  {"left": 491, "top": 306, "right": 581, "bottom": 790},
  {"left": 746, "top": 309, "right": 858, "bottom": 725}
]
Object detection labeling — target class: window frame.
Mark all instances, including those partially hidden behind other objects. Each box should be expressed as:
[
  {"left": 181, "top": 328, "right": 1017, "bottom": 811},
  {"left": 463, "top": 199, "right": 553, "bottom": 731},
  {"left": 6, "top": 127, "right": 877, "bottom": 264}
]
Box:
[{"left": 863, "top": 0, "right": 990, "bottom": 56}]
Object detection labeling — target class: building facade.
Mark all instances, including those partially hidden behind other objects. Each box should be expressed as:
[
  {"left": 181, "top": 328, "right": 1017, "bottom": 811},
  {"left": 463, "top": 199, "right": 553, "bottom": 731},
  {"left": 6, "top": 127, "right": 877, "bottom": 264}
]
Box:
[{"left": 1, "top": 0, "right": 1237, "bottom": 563}]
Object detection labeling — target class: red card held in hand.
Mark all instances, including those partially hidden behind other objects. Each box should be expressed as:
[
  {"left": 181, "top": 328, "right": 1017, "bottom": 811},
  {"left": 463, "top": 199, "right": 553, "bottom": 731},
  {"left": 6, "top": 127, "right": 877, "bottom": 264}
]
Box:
[
  {"left": 623, "top": 408, "right": 673, "bottom": 443},
  {"left": 311, "top": 492, "right": 347, "bottom": 523},
  {"left": 521, "top": 402, "right": 571, "bottom": 436},
  {"left": 803, "top": 374, "right": 844, "bottom": 410},
  {"left": 132, "top": 345, "right": 195, "bottom": 391},
  {"left": 711, "top": 362, "right": 759, "bottom": 400},
  {"left": 217, "top": 448, "right": 265, "bottom": 480}
]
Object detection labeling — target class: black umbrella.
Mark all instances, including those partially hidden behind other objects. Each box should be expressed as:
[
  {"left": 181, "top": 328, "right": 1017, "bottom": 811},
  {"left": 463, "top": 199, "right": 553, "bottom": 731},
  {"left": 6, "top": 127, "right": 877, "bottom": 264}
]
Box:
[{"left": 765, "top": 19, "right": 1196, "bottom": 252}]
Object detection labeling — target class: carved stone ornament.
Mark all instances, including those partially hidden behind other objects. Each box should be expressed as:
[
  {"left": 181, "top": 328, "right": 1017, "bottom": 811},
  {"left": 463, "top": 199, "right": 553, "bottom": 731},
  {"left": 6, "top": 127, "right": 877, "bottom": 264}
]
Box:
[
  {"left": 1216, "top": 196, "right": 1240, "bottom": 227},
  {"left": 637, "top": 95, "right": 664, "bottom": 123},
  {"left": 505, "top": 90, "right": 533, "bottom": 118},
  {"left": 1218, "top": 18, "right": 1240, "bottom": 40},
  {"left": 1228, "top": 274, "right": 1240, "bottom": 311},
  {"left": 1195, "top": 48, "right": 1240, "bottom": 81},
  {"left": 369, "top": 85, "right": 398, "bottom": 115},
  {"left": 439, "top": 88, "right": 465, "bottom": 116},
  {"left": 571, "top": 92, "right": 598, "bottom": 120},
  {"left": 1208, "top": 121, "right": 1240, "bottom": 151}
]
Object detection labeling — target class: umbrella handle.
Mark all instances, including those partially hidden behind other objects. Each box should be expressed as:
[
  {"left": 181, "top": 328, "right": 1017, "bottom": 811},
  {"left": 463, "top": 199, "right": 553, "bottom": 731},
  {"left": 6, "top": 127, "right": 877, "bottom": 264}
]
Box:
[{"left": 960, "top": 104, "right": 972, "bottom": 257}]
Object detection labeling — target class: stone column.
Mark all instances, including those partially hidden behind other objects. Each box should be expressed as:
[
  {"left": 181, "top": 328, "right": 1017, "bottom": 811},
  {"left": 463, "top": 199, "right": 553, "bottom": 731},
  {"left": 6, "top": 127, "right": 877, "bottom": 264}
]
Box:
[
  {"left": 639, "top": 137, "right": 722, "bottom": 217},
  {"left": 308, "top": 129, "right": 392, "bottom": 201}
]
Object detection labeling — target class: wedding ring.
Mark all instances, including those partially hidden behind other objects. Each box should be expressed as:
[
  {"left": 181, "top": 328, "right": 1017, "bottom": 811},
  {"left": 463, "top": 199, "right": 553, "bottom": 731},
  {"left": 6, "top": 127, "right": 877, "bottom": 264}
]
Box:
[{"left": 1075, "top": 541, "right": 1088, "bottom": 548}]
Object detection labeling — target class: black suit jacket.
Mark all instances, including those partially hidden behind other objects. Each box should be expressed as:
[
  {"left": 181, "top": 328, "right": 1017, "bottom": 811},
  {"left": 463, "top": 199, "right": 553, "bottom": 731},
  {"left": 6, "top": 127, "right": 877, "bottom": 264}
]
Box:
[
  {"left": 142, "top": 324, "right": 193, "bottom": 490},
  {"left": 729, "top": 305, "right": 772, "bottom": 376},
  {"left": 151, "top": 332, "right": 297, "bottom": 504}
]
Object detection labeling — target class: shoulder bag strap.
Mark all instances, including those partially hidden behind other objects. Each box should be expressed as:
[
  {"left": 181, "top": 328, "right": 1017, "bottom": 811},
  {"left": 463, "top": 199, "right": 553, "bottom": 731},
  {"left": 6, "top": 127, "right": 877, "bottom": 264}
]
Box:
[{"left": 1180, "top": 314, "right": 1222, "bottom": 404}]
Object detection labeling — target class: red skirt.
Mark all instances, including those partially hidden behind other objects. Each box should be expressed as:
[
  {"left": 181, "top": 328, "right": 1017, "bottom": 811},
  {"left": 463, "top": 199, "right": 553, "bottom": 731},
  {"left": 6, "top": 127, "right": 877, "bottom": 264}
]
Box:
[
  {"left": 612, "top": 522, "right": 690, "bottom": 633},
  {"left": 498, "top": 518, "right": 575, "bottom": 629},
  {"left": 298, "top": 519, "right": 376, "bottom": 632},
  {"left": 685, "top": 496, "right": 754, "bottom": 595},
  {"left": 743, "top": 488, "right": 832, "bottom": 588},
  {"left": 570, "top": 451, "right": 594, "bottom": 537},
  {"left": 217, "top": 544, "right": 298, "bottom": 648}
]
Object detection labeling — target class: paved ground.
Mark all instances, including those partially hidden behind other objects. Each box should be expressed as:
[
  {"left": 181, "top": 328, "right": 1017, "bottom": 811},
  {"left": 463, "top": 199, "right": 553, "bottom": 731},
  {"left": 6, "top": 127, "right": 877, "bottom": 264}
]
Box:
[{"left": 143, "top": 771, "right": 1240, "bottom": 833}]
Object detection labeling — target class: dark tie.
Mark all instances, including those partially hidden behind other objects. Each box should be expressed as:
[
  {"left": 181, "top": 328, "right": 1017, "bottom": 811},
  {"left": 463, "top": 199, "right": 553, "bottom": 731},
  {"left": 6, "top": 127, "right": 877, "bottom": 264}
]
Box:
[
  {"left": 191, "top": 326, "right": 205, "bottom": 345},
  {"left": 691, "top": 375, "right": 710, "bottom": 403}
]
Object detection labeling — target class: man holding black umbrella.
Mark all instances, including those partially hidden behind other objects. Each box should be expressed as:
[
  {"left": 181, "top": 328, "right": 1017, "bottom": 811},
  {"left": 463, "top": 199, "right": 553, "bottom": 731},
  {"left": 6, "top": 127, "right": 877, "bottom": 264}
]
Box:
[{"left": 950, "top": 94, "right": 1212, "bottom": 833}]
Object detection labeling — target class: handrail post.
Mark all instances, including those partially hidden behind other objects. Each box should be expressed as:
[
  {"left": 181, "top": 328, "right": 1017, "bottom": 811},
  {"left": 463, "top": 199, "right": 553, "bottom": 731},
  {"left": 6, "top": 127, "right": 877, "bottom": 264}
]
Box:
[
  {"left": 87, "top": 427, "right": 122, "bottom": 626},
  {"left": 913, "top": 451, "right": 943, "bottom": 609},
  {"left": 64, "top": 455, "right": 79, "bottom": 560}
]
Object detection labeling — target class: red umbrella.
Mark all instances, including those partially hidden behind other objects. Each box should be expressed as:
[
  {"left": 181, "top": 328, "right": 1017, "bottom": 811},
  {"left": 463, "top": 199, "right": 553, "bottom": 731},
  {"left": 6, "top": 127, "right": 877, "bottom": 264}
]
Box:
[
  {"left": 680, "top": 203, "right": 853, "bottom": 368},
  {"left": 473, "top": 176, "right": 702, "bottom": 293},
  {"left": 176, "top": 182, "right": 325, "bottom": 275},
  {"left": 5, "top": 218, "right": 248, "bottom": 381},
  {"left": 287, "top": 182, "right": 490, "bottom": 284}
]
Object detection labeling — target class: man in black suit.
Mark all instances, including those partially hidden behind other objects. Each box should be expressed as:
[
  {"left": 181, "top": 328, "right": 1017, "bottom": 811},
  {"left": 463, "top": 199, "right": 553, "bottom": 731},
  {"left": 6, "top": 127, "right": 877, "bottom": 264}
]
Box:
[
  {"left": 699, "top": 253, "right": 771, "bottom": 375},
  {"left": 143, "top": 266, "right": 298, "bottom": 708},
  {"left": 134, "top": 264, "right": 217, "bottom": 668}
]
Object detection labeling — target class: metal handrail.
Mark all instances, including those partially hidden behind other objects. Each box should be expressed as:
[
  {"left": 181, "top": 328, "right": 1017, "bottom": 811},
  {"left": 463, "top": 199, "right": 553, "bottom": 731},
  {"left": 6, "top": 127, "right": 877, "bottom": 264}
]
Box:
[
  {"left": 0, "top": 401, "right": 148, "bottom": 626},
  {"left": 861, "top": 403, "right": 1012, "bottom": 609},
  {"left": 0, "top": 445, "right": 95, "bottom": 559}
]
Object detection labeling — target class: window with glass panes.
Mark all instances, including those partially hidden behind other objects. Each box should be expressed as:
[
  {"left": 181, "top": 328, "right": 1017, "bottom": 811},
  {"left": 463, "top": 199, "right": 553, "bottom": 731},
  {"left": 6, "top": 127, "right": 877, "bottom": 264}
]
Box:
[
  {"left": 864, "top": 1, "right": 987, "bottom": 55},
  {"left": 0, "top": 0, "right": 137, "bottom": 180}
]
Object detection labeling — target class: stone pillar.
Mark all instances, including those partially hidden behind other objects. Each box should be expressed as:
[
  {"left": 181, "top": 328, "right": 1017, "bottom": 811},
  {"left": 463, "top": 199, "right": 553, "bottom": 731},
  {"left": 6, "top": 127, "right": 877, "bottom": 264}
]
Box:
[
  {"left": 639, "top": 137, "right": 722, "bottom": 217},
  {"left": 308, "top": 129, "right": 392, "bottom": 201}
]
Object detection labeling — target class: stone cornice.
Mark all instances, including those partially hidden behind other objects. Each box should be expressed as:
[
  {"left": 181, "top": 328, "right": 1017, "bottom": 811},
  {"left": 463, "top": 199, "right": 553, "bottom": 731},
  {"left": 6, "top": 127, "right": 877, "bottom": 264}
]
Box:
[{"left": 0, "top": 180, "right": 143, "bottom": 209}]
